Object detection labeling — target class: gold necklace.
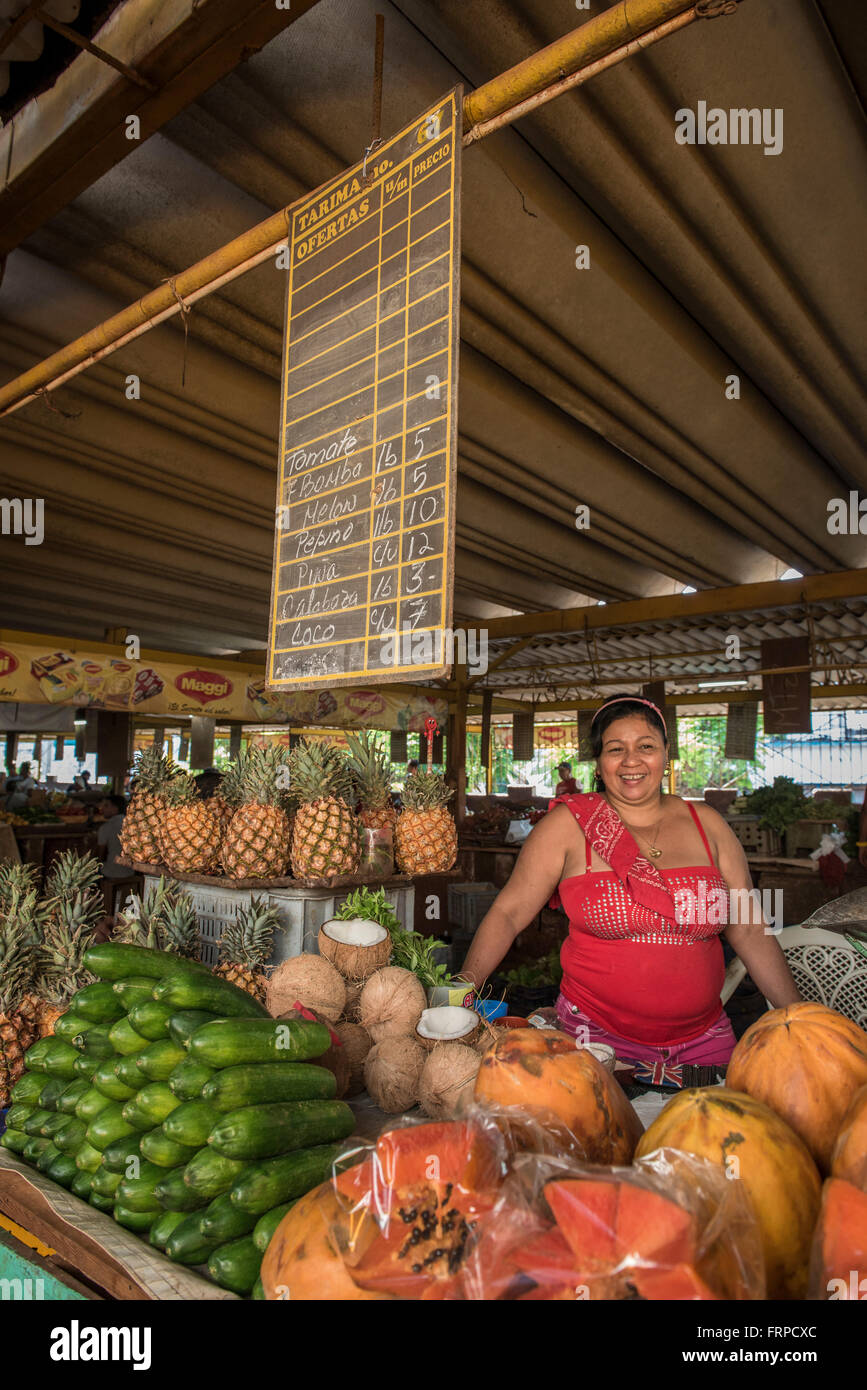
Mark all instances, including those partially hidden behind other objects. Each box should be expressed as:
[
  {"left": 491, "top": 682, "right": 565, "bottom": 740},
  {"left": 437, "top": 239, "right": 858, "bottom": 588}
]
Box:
[{"left": 612, "top": 805, "right": 665, "bottom": 859}]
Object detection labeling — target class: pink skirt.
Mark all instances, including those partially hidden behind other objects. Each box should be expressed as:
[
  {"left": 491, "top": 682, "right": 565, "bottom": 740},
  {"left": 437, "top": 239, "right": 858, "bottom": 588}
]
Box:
[{"left": 554, "top": 992, "right": 736, "bottom": 1067}]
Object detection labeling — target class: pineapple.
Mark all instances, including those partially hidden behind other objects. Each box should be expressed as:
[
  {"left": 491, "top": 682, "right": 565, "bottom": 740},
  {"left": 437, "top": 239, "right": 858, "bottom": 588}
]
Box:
[
  {"left": 213, "top": 896, "right": 281, "bottom": 1003},
  {"left": 289, "top": 738, "right": 360, "bottom": 881},
  {"left": 0, "top": 861, "right": 40, "bottom": 911},
  {"left": 116, "top": 878, "right": 201, "bottom": 960},
  {"left": 0, "top": 920, "right": 40, "bottom": 1107},
  {"left": 395, "top": 769, "right": 457, "bottom": 875},
  {"left": 158, "top": 773, "right": 222, "bottom": 875},
  {"left": 120, "top": 745, "right": 176, "bottom": 866},
  {"left": 35, "top": 851, "right": 103, "bottom": 1034},
  {"left": 212, "top": 758, "right": 243, "bottom": 844},
  {"left": 221, "top": 745, "right": 294, "bottom": 881},
  {"left": 346, "top": 732, "right": 398, "bottom": 832}
]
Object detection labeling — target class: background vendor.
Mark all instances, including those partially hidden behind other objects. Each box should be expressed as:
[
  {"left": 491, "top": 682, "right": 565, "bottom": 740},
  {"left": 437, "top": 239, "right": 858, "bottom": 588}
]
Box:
[{"left": 461, "top": 693, "right": 801, "bottom": 1071}]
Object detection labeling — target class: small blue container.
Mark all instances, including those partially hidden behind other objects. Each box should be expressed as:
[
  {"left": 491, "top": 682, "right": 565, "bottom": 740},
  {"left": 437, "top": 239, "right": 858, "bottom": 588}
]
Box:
[{"left": 478, "top": 998, "right": 508, "bottom": 1022}]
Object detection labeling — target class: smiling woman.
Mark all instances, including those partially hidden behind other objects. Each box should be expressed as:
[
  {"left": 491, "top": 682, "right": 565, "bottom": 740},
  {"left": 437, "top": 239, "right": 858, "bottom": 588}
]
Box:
[{"left": 461, "top": 693, "right": 801, "bottom": 1077}]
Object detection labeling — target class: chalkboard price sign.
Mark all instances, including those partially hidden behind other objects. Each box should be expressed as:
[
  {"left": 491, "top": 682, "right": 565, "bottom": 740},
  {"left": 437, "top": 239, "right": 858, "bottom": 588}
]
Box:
[{"left": 267, "top": 88, "right": 462, "bottom": 689}]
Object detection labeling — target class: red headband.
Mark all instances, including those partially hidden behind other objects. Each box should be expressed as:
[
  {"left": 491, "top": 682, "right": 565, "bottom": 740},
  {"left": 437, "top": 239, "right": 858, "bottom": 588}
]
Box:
[{"left": 591, "top": 696, "right": 667, "bottom": 736}]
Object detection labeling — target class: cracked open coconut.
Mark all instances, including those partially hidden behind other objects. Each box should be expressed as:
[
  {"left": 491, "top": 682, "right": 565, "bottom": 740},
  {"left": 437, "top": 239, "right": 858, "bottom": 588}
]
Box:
[
  {"left": 415, "top": 1005, "right": 482, "bottom": 1052},
  {"left": 318, "top": 917, "right": 392, "bottom": 980}
]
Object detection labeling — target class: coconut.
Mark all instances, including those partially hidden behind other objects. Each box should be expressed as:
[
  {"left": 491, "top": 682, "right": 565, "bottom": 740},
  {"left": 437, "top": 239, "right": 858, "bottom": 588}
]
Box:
[
  {"left": 418, "top": 1043, "right": 482, "bottom": 1120},
  {"left": 265, "top": 953, "right": 346, "bottom": 1022},
  {"left": 358, "top": 966, "right": 427, "bottom": 1043},
  {"left": 415, "top": 1005, "right": 482, "bottom": 1052},
  {"left": 476, "top": 1022, "right": 509, "bottom": 1055},
  {"left": 342, "top": 980, "right": 364, "bottom": 1023},
  {"left": 318, "top": 917, "right": 392, "bottom": 981},
  {"left": 333, "top": 1020, "right": 372, "bottom": 1097},
  {"left": 364, "top": 1036, "right": 425, "bottom": 1113}
]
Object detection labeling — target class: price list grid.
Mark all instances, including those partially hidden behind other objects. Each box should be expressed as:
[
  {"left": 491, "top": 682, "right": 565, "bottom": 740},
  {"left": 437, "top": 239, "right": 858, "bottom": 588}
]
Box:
[{"left": 268, "top": 92, "right": 460, "bottom": 689}]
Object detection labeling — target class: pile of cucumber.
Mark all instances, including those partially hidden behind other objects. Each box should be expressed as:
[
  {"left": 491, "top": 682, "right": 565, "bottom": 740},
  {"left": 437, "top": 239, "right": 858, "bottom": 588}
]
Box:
[{"left": 1, "top": 942, "right": 356, "bottom": 1299}]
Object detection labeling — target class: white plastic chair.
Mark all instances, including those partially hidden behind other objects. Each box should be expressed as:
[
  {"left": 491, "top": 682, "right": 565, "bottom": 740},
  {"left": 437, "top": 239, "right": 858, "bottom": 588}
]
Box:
[{"left": 720, "top": 926, "right": 867, "bottom": 1030}]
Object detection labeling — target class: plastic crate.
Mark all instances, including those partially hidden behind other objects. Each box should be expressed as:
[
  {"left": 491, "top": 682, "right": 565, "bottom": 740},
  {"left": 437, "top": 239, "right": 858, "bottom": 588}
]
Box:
[
  {"left": 447, "top": 881, "right": 500, "bottom": 935},
  {"left": 142, "top": 875, "right": 415, "bottom": 968},
  {"left": 728, "top": 818, "right": 782, "bottom": 856}
]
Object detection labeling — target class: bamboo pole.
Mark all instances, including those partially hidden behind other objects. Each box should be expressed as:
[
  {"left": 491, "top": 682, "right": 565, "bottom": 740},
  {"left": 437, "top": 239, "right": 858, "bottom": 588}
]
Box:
[{"left": 0, "top": 0, "right": 735, "bottom": 417}]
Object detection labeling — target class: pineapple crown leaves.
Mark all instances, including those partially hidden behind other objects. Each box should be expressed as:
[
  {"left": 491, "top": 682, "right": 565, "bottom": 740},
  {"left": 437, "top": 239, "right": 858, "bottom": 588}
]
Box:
[
  {"left": 0, "top": 920, "right": 39, "bottom": 1010},
  {"left": 159, "top": 894, "right": 201, "bottom": 959},
  {"left": 219, "top": 756, "right": 246, "bottom": 810},
  {"left": 162, "top": 772, "right": 203, "bottom": 808},
  {"left": 345, "top": 732, "right": 393, "bottom": 810},
  {"left": 237, "top": 744, "right": 294, "bottom": 810},
  {"left": 116, "top": 879, "right": 200, "bottom": 957},
  {"left": 288, "top": 737, "right": 355, "bottom": 807},
  {"left": 130, "top": 744, "right": 176, "bottom": 793},
  {"left": 0, "top": 861, "right": 40, "bottom": 912},
  {"left": 401, "top": 767, "right": 454, "bottom": 811},
  {"left": 218, "top": 895, "right": 283, "bottom": 966},
  {"left": 36, "top": 916, "right": 97, "bottom": 1003},
  {"left": 45, "top": 849, "right": 102, "bottom": 899}
]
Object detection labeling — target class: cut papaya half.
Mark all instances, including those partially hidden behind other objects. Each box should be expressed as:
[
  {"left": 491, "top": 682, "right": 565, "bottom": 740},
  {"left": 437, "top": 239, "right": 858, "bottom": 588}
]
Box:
[
  {"left": 544, "top": 1177, "right": 696, "bottom": 1274},
  {"left": 374, "top": 1120, "right": 500, "bottom": 1197},
  {"left": 614, "top": 1183, "right": 696, "bottom": 1268},
  {"left": 543, "top": 1179, "right": 619, "bottom": 1270}
]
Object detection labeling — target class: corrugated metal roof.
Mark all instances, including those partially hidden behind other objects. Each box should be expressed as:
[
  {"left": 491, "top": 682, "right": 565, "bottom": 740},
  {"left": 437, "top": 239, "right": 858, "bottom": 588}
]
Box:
[{"left": 0, "top": 0, "right": 865, "bottom": 660}]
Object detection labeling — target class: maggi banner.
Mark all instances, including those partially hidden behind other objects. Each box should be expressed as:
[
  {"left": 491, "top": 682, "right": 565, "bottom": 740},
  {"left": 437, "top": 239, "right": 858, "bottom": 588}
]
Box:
[{"left": 0, "top": 638, "right": 446, "bottom": 731}]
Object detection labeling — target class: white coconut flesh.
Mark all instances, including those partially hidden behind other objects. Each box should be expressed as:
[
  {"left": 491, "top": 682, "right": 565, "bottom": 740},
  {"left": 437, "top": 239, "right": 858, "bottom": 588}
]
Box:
[
  {"left": 321, "top": 917, "right": 389, "bottom": 947},
  {"left": 417, "top": 1006, "right": 480, "bottom": 1042}
]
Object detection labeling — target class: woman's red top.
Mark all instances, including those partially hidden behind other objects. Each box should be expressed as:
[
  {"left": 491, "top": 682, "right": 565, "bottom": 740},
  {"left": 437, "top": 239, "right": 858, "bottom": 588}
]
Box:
[{"left": 554, "top": 794, "right": 729, "bottom": 1047}]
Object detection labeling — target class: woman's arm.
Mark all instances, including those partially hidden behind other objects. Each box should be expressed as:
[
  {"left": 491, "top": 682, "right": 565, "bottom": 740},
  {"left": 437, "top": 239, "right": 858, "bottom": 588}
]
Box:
[
  {"left": 460, "top": 807, "right": 571, "bottom": 987},
  {"left": 704, "top": 806, "right": 801, "bottom": 1008}
]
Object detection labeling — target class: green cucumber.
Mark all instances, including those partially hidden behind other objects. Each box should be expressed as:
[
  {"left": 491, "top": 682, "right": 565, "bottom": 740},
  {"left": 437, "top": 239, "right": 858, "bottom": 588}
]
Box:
[
  {"left": 36, "top": 1077, "right": 67, "bottom": 1111},
  {"left": 117, "top": 1161, "right": 167, "bottom": 1213},
  {"left": 53, "top": 1012, "right": 93, "bottom": 1043},
  {"left": 128, "top": 1001, "right": 175, "bottom": 1041},
  {"left": 229, "top": 1145, "right": 343, "bottom": 1216},
  {"left": 188, "top": 1018, "right": 329, "bottom": 1067},
  {"left": 57, "top": 1079, "right": 92, "bottom": 1114},
  {"left": 208, "top": 1236, "right": 260, "bottom": 1295},
  {"left": 46, "top": 1151, "right": 79, "bottom": 1187},
  {"left": 203, "top": 1062, "right": 336, "bottom": 1112},
  {"left": 133, "top": 1082, "right": 180, "bottom": 1127},
  {"left": 208, "top": 1101, "right": 354, "bottom": 1161},
  {"left": 71, "top": 1169, "right": 93, "bottom": 1200},
  {"left": 88, "top": 1190, "right": 116, "bottom": 1213},
  {"left": 108, "top": 1016, "right": 150, "bottom": 1055},
  {"left": 252, "top": 1203, "right": 295, "bottom": 1253},
  {"left": 6, "top": 1103, "right": 36, "bottom": 1130},
  {"left": 153, "top": 974, "right": 268, "bottom": 1020},
  {"left": 23, "top": 1108, "right": 53, "bottom": 1136},
  {"left": 36, "top": 1141, "right": 62, "bottom": 1173},
  {"left": 183, "top": 1148, "right": 248, "bottom": 1199},
  {"left": 165, "top": 1213, "right": 223, "bottom": 1266},
  {"left": 198, "top": 1193, "right": 257, "bottom": 1243},
  {"left": 1, "top": 1128, "right": 28, "bottom": 1155},
  {"left": 150, "top": 1210, "right": 189, "bottom": 1250},
  {"left": 84, "top": 942, "right": 211, "bottom": 981},
  {"left": 89, "top": 1166, "right": 123, "bottom": 1198},
  {"left": 54, "top": 1118, "right": 87, "bottom": 1154},
  {"left": 26, "top": 1038, "right": 80, "bottom": 1079},
  {"left": 101, "top": 1133, "right": 144, "bottom": 1174},
  {"left": 140, "top": 1128, "right": 197, "bottom": 1169},
  {"left": 70, "top": 981, "right": 126, "bottom": 1023},
  {"left": 113, "top": 1205, "right": 154, "bottom": 1233},
  {"left": 114, "top": 1054, "right": 148, "bottom": 1091},
  {"left": 251, "top": 1277, "right": 265, "bottom": 1300},
  {"left": 92, "top": 1059, "right": 137, "bottom": 1102},
  {"left": 86, "top": 1104, "right": 138, "bottom": 1151},
  {"left": 168, "top": 1010, "right": 221, "bottom": 1048},
  {"left": 10, "top": 1073, "right": 50, "bottom": 1104},
  {"left": 74, "top": 1086, "right": 115, "bottom": 1124},
  {"left": 74, "top": 1024, "right": 115, "bottom": 1059},
  {"left": 23, "top": 1136, "right": 51, "bottom": 1163},
  {"left": 40, "top": 1111, "right": 74, "bottom": 1140},
  {"left": 74, "top": 1141, "right": 103, "bottom": 1172},
  {"left": 163, "top": 1100, "right": 221, "bottom": 1149},
  {"left": 154, "top": 1168, "right": 208, "bottom": 1213},
  {"left": 113, "top": 976, "right": 158, "bottom": 1011},
  {"left": 168, "top": 1057, "right": 215, "bottom": 1101},
  {"left": 136, "top": 1039, "right": 186, "bottom": 1081},
  {"left": 72, "top": 1053, "right": 100, "bottom": 1079}
]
